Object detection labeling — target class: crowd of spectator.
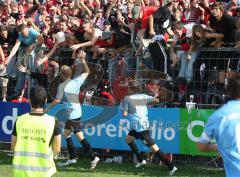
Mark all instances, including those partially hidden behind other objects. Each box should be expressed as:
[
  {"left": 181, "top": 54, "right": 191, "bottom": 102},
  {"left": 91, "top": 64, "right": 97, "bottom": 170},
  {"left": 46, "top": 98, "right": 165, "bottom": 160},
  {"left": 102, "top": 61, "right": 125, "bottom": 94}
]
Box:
[{"left": 0, "top": 0, "right": 240, "bottom": 104}]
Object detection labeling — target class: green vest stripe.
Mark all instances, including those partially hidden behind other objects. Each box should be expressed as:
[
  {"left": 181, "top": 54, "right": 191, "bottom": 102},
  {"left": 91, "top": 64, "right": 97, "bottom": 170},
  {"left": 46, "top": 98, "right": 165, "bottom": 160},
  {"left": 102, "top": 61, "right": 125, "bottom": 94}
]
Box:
[
  {"left": 14, "top": 151, "right": 52, "bottom": 159},
  {"left": 13, "top": 165, "right": 52, "bottom": 172}
]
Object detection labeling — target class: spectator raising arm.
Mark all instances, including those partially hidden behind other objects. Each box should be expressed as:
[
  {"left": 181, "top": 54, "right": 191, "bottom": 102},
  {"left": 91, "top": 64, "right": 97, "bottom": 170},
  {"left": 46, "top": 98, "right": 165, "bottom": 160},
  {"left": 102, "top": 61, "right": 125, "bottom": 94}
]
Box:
[
  {"left": 77, "top": 0, "right": 93, "bottom": 17},
  {"left": 73, "top": 49, "right": 90, "bottom": 80},
  {"left": 0, "top": 46, "right": 5, "bottom": 63},
  {"left": 36, "top": 41, "right": 60, "bottom": 67},
  {"left": 70, "top": 32, "right": 99, "bottom": 50},
  {"left": 105, "top": 0, "right": 118, "bottom": 19},
  {"left": 148, "top": 14, "right": 155, "bottom": 37}
]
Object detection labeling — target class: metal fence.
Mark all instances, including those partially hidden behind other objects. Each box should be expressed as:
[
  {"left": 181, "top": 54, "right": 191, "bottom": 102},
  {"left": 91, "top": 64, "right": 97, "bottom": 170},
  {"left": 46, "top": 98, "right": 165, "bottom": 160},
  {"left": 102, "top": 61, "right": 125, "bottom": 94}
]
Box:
[{"left": 2, "top": 45, "right": 238, "bottom": 169}]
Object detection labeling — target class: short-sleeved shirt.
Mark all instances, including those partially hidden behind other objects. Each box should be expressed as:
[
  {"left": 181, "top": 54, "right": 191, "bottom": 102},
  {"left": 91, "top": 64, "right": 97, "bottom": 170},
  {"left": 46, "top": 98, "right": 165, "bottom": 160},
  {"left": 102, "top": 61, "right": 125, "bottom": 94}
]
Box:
[
  {"left": 57, "top": 74, "right": 87, "bottom": 120},
  {"left": 152, "top": 5, "right": 172, "bottom": 35},
  {"left": 199, "top": 100, "right": 240, "bottom": 177},
  {"left": 18, "top": 28, "right": 40, "bottom": 46},
  {"left": 122, "top": 94, "right": 154, "bottom": 132}
]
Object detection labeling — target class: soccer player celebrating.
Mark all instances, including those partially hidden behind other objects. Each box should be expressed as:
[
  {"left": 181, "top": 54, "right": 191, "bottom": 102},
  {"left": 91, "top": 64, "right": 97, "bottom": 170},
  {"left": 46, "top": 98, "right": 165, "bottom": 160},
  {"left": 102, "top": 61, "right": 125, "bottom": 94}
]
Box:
[
  {"left": 121, "top": 81, "right": 177, "bottom": 176},
  {"left": 45, "top": 49, "right": 100, "bottom": 169}
]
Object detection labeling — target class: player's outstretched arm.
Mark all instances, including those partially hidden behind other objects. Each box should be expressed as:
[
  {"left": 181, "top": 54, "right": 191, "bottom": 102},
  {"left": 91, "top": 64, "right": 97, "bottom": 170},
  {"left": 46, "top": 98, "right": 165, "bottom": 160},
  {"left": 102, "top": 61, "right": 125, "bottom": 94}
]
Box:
[{"left": 74, "top": 50, "right": 90, "bottom": 80}]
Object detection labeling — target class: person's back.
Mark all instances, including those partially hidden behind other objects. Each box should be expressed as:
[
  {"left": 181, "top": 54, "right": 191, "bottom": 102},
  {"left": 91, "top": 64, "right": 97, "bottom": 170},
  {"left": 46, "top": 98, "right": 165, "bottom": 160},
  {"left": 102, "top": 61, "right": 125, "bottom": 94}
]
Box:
[
  {"left": 13, "top": 113, "right": 56, "bottom": 177},
  {"left": 123, "top": 93, "right": 154, "bottom": 132},
  {"left": 207, "top": 101, "right": 240, "bottom": 176},
  {"left": 198, "top": 74, "right": 240, "bottom": 177},
  {"left": 12, "top": 86, "right": 61, "bottom": 177}
]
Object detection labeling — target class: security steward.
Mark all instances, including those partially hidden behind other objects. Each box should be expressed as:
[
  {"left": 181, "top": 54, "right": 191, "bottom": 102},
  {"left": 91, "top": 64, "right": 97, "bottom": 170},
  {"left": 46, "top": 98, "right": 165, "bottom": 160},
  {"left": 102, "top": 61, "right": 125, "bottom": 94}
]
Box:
[{"left": 11, "top": 86, "right": 61, "bottom": 177}]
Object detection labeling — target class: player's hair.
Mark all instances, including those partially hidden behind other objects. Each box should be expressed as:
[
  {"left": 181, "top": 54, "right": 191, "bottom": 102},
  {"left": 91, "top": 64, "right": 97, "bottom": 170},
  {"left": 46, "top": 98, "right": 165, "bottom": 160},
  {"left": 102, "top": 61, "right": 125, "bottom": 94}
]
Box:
[
  {"left": 128, "top": 80, "right": 142, "bottom": 94},
  {"left": 60, "top": 65, "right": 72, "bottom": 80}
]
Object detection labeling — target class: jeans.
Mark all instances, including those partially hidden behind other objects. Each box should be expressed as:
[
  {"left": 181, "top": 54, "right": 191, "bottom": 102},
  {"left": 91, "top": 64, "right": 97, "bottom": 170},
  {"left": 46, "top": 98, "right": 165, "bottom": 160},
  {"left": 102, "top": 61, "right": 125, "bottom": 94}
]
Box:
[
  {"left": 6, "top": 55, "right": 17, "bottom": 76},
  {"left": 178, "top": 51, "right": 198, "bottom": 82},
  {"left": 15, "top": 48, "right": 37, "bottom": 92}
]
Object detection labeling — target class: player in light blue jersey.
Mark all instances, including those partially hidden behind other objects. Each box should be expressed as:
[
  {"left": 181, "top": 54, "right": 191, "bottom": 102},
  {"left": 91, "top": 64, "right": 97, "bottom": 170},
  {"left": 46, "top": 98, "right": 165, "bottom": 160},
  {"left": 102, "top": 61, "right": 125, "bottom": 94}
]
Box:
[
  {"left": 198, "top": 74, "right": 240, "bottom": 177},
  {"left": 121, "top": 81, "right": 177, "bottom": 176},
  {"left": 46, "top": 49, "right": 100, "bottom": 169}
]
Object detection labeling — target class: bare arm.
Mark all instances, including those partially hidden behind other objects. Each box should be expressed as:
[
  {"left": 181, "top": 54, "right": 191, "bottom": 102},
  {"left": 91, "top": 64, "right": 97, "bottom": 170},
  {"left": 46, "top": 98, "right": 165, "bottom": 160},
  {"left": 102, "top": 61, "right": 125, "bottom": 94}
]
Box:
[
  {"left": 37, "top": 42, "right": 59, "bottom": 67},
  {"left": 7, "top": 39, "right": 21, "bottom": 60},
  {"left": 70, "top": 30, "right": 100, "bottom": 50},
  {"left": 45, "top": 42, "right": 59, "bottom": 59},
  {"left": 197, "top": 4, "right": 205, "bottom": 21},
  {"left": 44, "top": 99, "right": 61, "bottom": 113},
  {"left": 52, "top": 134, "right": 61, "bottom": 155},
  {"left": 27, "top": 18, "right": 40, "bottom": 31},
  {"left": 105, "top": 0, "right": 117, "bottom": 19},
  {"left": 148, "top": 97, "right": 159, "bottom": 105},
  {"left": 79, "top": 0, "right": 93, "bottom": 17},
  {"left": 197, "top": 143, "right": 218, "bottom": 152},
  {"left": 11, "top": 135, "right": 17, "bottom": 150},
  {"left": 74, "top": 50, "right": 90, "bottom": 79},
  {"left": 148, "top": 15, "right": 155, "bottom": 36},
  {"left": 170, "top": 40, "right": 177, "bottom": 53},
  {"left": 0, "top": 46, "right": 5, "bottom": 62},
  {"left": 205, "top": 32, "right": 224, "bottom": 39},
  {"left": 7, "top": 1, "right": 12, "bottom": 14}
]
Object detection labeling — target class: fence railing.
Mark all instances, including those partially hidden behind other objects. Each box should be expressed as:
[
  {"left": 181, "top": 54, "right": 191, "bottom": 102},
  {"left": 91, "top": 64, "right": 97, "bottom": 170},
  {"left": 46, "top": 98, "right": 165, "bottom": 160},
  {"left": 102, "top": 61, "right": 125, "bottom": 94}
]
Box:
[{"left": 1, "top": 46, "right": 240, "bottom": 109}]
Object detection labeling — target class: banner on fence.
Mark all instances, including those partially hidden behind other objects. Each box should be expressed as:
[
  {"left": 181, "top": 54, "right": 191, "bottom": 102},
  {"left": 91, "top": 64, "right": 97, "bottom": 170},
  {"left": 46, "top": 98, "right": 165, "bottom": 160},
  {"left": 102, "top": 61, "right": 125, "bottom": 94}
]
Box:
[
  {"left": 0, "top": 102, "right": 216, "bottom": 156},
  {"left": 47, "top": 104, "right": 180, "bottom": 153},
  {"left": 0, "top": 102, "right": 30, "bottom": 142},
  {"left": 179, "top": 108, "right": 217, "bottom": 156}
]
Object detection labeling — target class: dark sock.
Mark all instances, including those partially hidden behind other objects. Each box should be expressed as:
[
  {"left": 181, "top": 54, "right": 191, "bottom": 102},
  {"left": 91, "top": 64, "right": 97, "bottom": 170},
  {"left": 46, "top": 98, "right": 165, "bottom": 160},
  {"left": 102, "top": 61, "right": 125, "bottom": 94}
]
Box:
[
  {"left": 66, "top": 137, "right": 76, "bottom": 160},
  {"left": 156, "top": 150, "right": 173, "bottom": 170},
  {"left": 81, "top": 139, "right": 96, "bottom": 161},
  {"left": 128, "top": 141, "right": 143, "bottom": 163}
]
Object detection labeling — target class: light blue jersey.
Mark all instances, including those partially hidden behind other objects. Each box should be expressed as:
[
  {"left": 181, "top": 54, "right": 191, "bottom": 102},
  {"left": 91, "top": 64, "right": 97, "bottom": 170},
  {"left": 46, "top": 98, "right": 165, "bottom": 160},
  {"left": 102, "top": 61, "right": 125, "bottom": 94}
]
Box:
[
  {"left": 18, "top": 28, "right": 39, "bottom": 46},
  {"left": 62, "top": 74, "right": 87, "bottom": 119},
  {"left": 122, "top": 94, "right": 154, "bottom": 132},
  {"left": 55, "top": 73, "right": 87, "bottom": 120},
  {"left": 199, "top": 100, "right": 240, "bottom": 177}
]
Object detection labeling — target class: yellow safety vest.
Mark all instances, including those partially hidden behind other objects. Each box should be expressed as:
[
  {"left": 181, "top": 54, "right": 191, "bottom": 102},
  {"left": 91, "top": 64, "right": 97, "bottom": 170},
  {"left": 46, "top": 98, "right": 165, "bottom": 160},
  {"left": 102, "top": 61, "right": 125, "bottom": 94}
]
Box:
[{"left": 13, "top": 113, "right": 57, "bottom": 177}]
